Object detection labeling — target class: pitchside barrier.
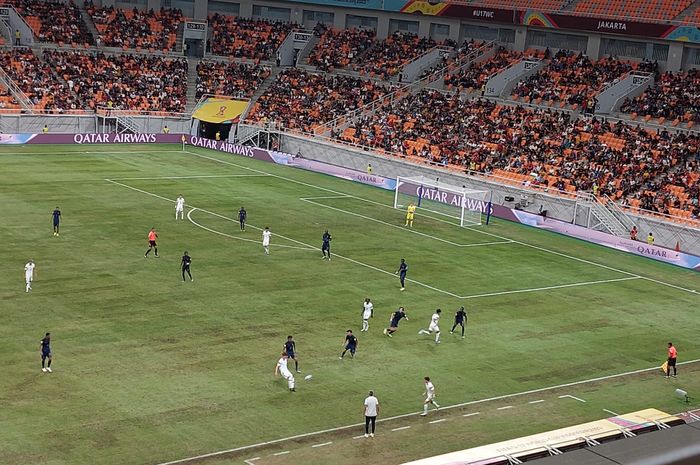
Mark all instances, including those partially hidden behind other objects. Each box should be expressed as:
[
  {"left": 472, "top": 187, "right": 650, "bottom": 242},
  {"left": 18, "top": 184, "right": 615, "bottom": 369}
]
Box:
[
  {"left": 401, "top": 408, "right": 687, "bottom": 465},
  {"left": 1, "top": 132, "right": 698, "bottom": 271}
]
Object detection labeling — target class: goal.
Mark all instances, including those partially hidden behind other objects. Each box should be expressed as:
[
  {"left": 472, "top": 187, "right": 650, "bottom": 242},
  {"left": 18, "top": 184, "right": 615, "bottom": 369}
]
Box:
[{"left": 393, "top": 176, "right": 491, "bottom": 227}]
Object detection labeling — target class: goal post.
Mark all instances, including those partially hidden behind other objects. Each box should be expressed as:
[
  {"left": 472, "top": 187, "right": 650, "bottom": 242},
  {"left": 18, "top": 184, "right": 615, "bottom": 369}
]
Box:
[{"left": 393, "top": 176, "right": 491, "bottom": 227}]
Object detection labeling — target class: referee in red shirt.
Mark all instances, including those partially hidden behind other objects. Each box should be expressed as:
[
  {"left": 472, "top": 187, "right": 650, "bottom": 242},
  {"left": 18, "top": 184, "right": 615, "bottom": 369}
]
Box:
[{"left": 666, "top": 342, "right": 677, "bottom": 378}]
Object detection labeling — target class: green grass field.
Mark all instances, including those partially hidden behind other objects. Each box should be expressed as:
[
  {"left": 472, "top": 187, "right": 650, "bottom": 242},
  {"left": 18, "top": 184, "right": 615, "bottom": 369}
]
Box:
[{"left": 1, "top": 144, "right": 698, "bottom": 465}]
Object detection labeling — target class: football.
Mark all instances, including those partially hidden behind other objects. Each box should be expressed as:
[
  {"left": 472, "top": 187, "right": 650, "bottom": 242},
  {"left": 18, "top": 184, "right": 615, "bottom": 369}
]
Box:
[{"left": 304, "top": 374, "right": 313, "bottom": 381}]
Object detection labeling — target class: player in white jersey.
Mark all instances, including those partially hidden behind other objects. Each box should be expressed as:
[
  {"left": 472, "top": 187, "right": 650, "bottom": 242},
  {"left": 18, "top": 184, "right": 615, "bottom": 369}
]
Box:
[
  {"left": 24, "top": 260, "right": 36, "bottom": 292},
  {"left": 418, "top": 309, "right": 441, "bottom": 344},
  {"left": 175, "top": 194, "right": 185, "bottom": 220},
  {"left": 262, "top": 227, "right": 271, "bottom": 254},
  {"left": 274, "top": 352, "right": 295, "bottom": 391},
  {"left": 361, "top": 298, "right": 374, "bottom": 332},
  {"left": 421, "top": 376, "right": 440, "bottom": 416}
]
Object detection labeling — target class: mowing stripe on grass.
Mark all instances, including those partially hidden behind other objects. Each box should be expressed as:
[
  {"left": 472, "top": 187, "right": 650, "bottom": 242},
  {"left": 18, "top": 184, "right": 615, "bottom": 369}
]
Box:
[
  {"left": 153, "top": 358, "right": 700, "bottom": 465},
  {"left": 184, "top": 149, "right": 697, "bottom": 296},
  {"left": 109, "top": 174, "right": 270, "bottom": 180}
]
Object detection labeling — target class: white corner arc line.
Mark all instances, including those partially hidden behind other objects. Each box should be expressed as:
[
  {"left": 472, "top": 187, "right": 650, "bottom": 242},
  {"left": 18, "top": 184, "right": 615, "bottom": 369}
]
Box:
[
  {"left": 558, "top": 395, "right": 586, "bottom": 403},
  {"left": 459, "top": 276, "right": 642, "bottom": 299},
  {"left": 300, "top": 197, "right": 513, "bottom": 248},
  {"left": 152, "top": 357, "right": 700, "bottom": 465},
  {"left": 183, "top": 149, "right": 698, "bottom": 295}
]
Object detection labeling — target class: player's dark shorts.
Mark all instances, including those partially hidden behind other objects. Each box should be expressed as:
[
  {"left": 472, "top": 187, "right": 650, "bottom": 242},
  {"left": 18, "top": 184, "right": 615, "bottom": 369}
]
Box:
[
  {"left": 41, "top": 350, "right": 51, "bottom": 360},
  {"left": 668, "top": 357, "right": 677, "bottom": 367},
  {"left": 53, "top": 220, "right": 59, "bottom": 226},
  {"left": 390, "top": 319, "right": 400, "bottom": 328},
  {"left": 182, "top": 265, "right": 190, "bottom": 272},
  {"left": 345, "top": 345, "right": 356, "bottom": 353},
  {"left": 322, "top": 243, "right": 330, "bottom": 251},
  {"left": 455, "top": 319, "right": 464, "bottom": 325},
  {"left": 286, "top": 351, "right": 295, "bottom": 358},
  {"left": 149, "top": 240, "right": 157, "bottom": 247}
]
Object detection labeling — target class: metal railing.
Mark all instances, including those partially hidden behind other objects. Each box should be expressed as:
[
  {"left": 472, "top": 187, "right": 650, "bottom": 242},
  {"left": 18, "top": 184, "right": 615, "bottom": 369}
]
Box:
[
  {"left": 0, "top": 66, "right": 32, "bottom": 109},
  {"left": 310, "top": 40, "right": 496, "bottom": 134}
]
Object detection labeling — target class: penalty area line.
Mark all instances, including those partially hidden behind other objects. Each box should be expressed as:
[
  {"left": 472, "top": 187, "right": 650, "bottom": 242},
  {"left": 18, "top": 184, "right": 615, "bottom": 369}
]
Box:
[
  {"left": 183, "top": 150, "right": 698, "bottom": 296},
  {"left": 153, "top": 358, "right": 700, "bottom": 465},
  {"left": 459, "top": 276, "right": 642, "bottom": 299}
]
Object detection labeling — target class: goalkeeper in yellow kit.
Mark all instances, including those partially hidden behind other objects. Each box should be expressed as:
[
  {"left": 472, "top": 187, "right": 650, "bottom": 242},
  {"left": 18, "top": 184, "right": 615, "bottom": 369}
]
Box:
[{"left": 405, "top": 203, "right": 417, "bottom": 228}]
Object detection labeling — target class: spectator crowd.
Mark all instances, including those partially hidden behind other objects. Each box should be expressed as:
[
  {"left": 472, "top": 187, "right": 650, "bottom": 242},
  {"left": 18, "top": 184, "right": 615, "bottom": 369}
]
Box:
[
  {"left": 8, "top": 0, "right": 94, "bottom": 45},
  {"left": 209, "top": 14, "right": 293, "bottom": 61},
  {"left": 308, "top": 26, "right": 376, "bottom": 72},
  {"left": 196, "top": 61, "right": 271, "bottom": 100},
  {"left": 621, "top": 69, "right": 700, "bottom": 125},
  {"left": 87, "top": 6, "right": 182, "bottom": 51}
]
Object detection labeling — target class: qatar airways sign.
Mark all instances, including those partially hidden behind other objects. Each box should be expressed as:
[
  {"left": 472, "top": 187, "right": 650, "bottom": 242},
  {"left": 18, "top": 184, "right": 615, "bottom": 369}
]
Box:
[{"left": 400, "top": 183, "right": 491, "bottom": 214}]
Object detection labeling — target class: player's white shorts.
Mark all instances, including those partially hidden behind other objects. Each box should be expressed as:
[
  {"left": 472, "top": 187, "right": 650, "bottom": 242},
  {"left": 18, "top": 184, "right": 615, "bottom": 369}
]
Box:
[
  {"left": 262, "top": 240, "right": 270, "bottom": 247},
  {"left": 425, "top": 394, "right": 435, "bottom": 403},
  {"left": 175, "top": 206, "right": 184, "bottom": 212},
  {"left": 280, "top": 369, "right": 295, "bottom": 388},
  {"left": 25, "top": 273, "right": 33, "bottom": 284},
  {"left": 429, "top": 323, "right": 440, "bottom": 333}
]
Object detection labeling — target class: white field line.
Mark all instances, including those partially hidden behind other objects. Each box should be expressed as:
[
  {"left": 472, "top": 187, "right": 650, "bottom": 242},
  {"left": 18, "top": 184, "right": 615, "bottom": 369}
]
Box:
[
  {"left": 558, "top": 395, "right": 586, "bottom": 403},
  {"left": 497, "top": 406, "right": 514, "bottom": 411},
  {"left": 105, "top": 178, "right": 464, "bottom": 298},
  {"left": 153, "top": 357, "right": 700, "bottom": 465},
  {"left": 459, "top": 276, "right": 642, "bottom": 299},
  {"left": 311, "top": 442, "right": 332, "bottom": 448},
  {"left": 108, "top": 174, "right": 270, "bottom": 180},
  {"left": 463, "top": 412, "right": 480, "bottom": 417},
  {"left": 184, "top": 149, "right": 699, "bottom": 296},
  {"left": 603, "top": 409, "right": 619, "bottom": 416},
  {"left": 273, "top": 451, "right": 290, "bottom": 456},
  {"left": 187, "top": 209, "right": 315, "bottom": 251},
  {"left": 529, "top": 400, "right": 545, "bottom": 404},
  {"left": 104, "top": 179, "right": 316, "bottom": 252},
  {"left": 392, "top": 426, "right": 412, "bottom": 432},
  {"left": 6, "top": 149, "right": 178, "bottom": 156},
  {"left": 429, "top": 419, "right": 447, "bottom": 424},
  {"left": 300, "top": 197, "right": 513, "bottom": 248},
  {"left": 243, "top": 458, "right": 259, "bottom": 465},
  {"left": 352, "top": 435, "right": 365, "bottom": 440}
]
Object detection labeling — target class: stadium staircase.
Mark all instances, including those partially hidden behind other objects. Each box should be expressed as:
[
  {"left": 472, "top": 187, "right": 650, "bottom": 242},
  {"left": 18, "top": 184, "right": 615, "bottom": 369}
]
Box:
[
  {"left": 0, "top": 67, "right": 33, "bottom": 111},
  {"left": 240, "top": 66, "right": 282, "bottom": 122},
  {"left": 580, "top": 193, "right": 635, "bottom": 237},
  {"left": 76, "top": 2, "right": 101, "bottom": 47},
  {"left": 114, "top": 114, "right": 140, "bottom": 134},
  {"left": 185, "top": 57, "right": 199, "bottom": 114}
]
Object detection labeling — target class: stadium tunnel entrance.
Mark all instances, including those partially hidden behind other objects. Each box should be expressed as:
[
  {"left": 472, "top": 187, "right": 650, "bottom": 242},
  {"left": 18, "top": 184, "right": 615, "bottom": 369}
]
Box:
[{"left": 198, "top": 121, "right": 232, "bottom": 142}]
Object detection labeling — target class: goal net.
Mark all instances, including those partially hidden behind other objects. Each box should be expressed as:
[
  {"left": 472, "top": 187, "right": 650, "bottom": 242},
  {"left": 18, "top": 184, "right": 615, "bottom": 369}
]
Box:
[{"left": 393, "top": 176, "right": 491, "bottom": 227}]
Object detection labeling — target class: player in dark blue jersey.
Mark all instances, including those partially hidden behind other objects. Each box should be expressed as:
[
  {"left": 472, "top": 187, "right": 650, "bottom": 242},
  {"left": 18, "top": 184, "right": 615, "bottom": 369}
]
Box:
[
  {"left": 450, "top": 306, "right": 468, "bottom": 338},
  {"left": 321, "top": 230, "right": 332, "bottom": 260},
  {"left": 40, "top": 332, "right": 52, "bottom": 373},
  {"left": 181, "top": 251, "right": 193, "bottom": 282},
  {"left": 238, "top": 207, "right": 247, "bottom": 231},
  {"left": 340, "top": 329, "right": 358, "bottom": 359},
  {"left": 396, "top": 259, "right": 408, "bottom": 291},
  {"left": 384, "top": 307, "right": 408, "bottom": 337},
  {"left": 52, "top": 206, "right": 61, "bottom": 236},
  {"left": 284, "top": 335, "right": 301, "bottom": 372}
]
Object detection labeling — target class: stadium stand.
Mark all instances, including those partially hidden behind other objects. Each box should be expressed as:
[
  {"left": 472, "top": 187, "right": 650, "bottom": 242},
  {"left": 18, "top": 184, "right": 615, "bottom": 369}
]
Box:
[
  {"left": 511, "top": 52, "right": 654, "bottom": 110},
  {"left": 87, "top": 6, "right": 182, "bottom": 51},
  {"left": 572, "top": 0, "right": 694, "bottom": 22},
  {"left": 0, "top": 84, "right": 21, "bottom": 112},
  {"left": 339, "top": 90, "right": 699, "bottom": 214},
  {"left": 208, "top": 14, "right": 293, "bottom": 60},
  {"left": 247, "top": 69, "right": 394, "bottom": 133},
  {"left": 444, "top": 46, "right": 526, "bottom": 92},
  {"left": 43, "top": 50, "right": 187, "bottom": 112},
  {"left": 308, "top": 26, "right": 376, "bottom": 72},
  {"left": 195, "top": 61, "right": 271, "bottom": 99},
  {"left": 6, "top": 0, "right": 94, "bottom": 45},
  {"left": 0, "top": 49, "right": 79, "bottom": 111},
  {"left": 353, "top": 32, "right": 441, "bottom": 79},
  {"left": 620, "top": 69, "right": 699, "bottom": 126}
]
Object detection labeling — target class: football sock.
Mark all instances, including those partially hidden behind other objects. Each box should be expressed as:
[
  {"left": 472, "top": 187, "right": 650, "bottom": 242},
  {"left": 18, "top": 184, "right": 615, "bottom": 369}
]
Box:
[{"left": 47, "top": 359, "right": 51, "bottom": 367}]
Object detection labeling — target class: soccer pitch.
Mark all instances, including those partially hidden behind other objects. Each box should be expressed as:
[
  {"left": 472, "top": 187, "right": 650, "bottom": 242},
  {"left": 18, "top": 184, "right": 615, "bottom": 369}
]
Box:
[{"left": 2, "top": 144, "right": 698, "bottom": 465}]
